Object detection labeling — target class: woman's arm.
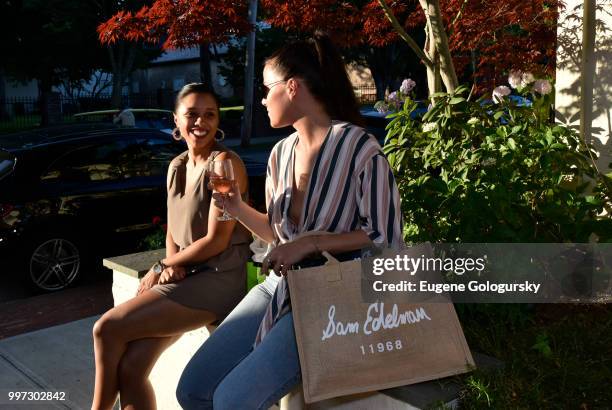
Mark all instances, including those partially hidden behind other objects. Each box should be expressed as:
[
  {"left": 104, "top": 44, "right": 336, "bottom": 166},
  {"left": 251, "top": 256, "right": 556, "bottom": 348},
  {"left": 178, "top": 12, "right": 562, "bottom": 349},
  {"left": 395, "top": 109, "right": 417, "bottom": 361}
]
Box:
[
  {"left": 211, "top": 181, "right": 275, "bottom": 243},
  {"left": 165, "top": 230, "right": 179, "bottom": 259},
  {"left": 262, "top": 230, "right": 372, "bottom": 276},
  {"left": 162, "top": 151, "right": 249, "bottom": 267},
  {"left": 233, "top": 200, "right": 275, "bottom": 243}
]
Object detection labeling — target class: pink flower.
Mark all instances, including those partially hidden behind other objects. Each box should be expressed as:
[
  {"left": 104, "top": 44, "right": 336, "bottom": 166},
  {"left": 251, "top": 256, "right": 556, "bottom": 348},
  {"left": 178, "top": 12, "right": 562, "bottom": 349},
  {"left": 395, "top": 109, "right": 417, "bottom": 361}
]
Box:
[
  {"left": 508, "top": 70, "right": 522, "bottom": 89},
  {"left": 400, "top": 78, "right": 416, "bottom": 94},
  {"left": 492, "top": 85, "right": 511, "bottom": 103},
  {"left": 388, "top": 91, "right": 399, "bottom": 102},
  {"left": 533, "top": 79, "right": 552, "bottom": 95}
]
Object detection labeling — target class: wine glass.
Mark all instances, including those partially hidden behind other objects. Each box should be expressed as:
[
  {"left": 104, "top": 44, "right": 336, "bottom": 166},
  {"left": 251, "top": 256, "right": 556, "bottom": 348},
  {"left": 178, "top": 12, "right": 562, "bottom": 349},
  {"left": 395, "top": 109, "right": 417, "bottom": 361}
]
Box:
[{"left": 207, "top": 159, "right": 235, "bottom": 221}]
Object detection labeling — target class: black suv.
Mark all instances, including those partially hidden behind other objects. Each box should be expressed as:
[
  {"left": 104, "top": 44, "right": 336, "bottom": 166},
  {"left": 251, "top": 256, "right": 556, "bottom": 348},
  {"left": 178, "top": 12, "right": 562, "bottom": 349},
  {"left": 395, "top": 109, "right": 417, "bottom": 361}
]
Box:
[{"left": 0, "top": 124, "right": 264, "bottom": 292}]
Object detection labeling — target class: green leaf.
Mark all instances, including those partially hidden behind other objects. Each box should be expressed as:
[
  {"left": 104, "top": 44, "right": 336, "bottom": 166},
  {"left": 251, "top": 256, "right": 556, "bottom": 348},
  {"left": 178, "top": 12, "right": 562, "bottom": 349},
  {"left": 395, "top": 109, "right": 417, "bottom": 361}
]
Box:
[
  {"left": 494, "top": 111, "right": 504, "bottom": 120},
  {"left": 449, "top": 97, "right": 466, "bottom": 105},
  {"left": 532, "top": 333, "right": 553, "bottom": 358},
  {"left": 507, "top": 138, "right": 517, "bottom": 151},
  {"left": 545, "top": 129, "right": 554, "bottom": 146}
]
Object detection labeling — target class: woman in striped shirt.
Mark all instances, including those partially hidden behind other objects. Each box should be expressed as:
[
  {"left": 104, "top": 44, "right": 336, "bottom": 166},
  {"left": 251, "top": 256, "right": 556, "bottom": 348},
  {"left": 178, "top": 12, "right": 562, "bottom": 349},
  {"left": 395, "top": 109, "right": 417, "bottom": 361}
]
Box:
[{"left": 177, "top": 32, "right": 403, "bottom": 410}]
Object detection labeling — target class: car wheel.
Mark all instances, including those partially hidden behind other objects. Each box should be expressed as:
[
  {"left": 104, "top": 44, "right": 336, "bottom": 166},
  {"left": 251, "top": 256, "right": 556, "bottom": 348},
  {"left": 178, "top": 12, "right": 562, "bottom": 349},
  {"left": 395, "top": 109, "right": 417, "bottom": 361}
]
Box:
[{"left": 28, "top": 237, "right": 81, "bottom": 291}]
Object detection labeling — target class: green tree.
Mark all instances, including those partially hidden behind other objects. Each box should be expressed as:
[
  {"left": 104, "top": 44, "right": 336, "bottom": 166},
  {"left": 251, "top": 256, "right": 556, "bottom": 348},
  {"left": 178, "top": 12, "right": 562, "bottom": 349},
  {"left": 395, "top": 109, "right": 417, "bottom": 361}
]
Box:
[{"left": 0, "top": 0, "right": 107, "bottom": 124}]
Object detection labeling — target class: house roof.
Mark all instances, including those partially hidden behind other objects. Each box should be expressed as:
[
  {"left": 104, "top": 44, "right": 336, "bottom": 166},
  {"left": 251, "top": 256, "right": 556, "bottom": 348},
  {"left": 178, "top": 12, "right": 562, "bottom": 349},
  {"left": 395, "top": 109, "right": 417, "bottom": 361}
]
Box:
[{"left": 151, "top": 44, "right": 230, "bottom": 64}]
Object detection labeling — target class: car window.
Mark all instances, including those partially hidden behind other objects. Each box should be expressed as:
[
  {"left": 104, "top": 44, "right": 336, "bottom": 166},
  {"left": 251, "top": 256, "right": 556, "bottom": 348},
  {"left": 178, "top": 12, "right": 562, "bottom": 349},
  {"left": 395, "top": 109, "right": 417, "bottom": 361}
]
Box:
[
  {"left": 119, "top": 137, "right": 185, "bottom": 178},
  {"left": 41, "top": 136, "right": 184, "bottom": 182},
  {"left": 41, "top": 141, "right": 129, "bottom": 182}
]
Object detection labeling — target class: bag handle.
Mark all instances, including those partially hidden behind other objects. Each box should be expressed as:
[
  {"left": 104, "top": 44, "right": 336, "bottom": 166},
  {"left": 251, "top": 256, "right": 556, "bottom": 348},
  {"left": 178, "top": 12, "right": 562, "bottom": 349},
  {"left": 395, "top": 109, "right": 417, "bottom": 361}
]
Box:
[
  {"left": 321, "top": 251, "right": 339, "bottom": 264},
  {"left": 292, "top": 231, "right": 342, "bottom": 282},
  {"left": 321, "top": 251, "right": 342, "bottom": 282}
]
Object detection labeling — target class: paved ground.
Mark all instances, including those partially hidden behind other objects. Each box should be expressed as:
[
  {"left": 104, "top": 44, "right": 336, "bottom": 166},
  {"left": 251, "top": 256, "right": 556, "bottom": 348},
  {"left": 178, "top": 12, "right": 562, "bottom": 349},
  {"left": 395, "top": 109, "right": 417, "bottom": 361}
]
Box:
[
  {"left": 0, "top": 316, "right": 100, "bottom": 410},
  {"left": 0, "top": 276, "right": 112, "bottom": 340}
]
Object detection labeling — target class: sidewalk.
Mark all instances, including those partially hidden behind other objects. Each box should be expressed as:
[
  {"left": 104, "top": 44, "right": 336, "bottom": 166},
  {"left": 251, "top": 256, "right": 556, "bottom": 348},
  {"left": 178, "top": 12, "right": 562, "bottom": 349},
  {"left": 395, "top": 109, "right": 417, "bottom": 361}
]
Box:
[
  {"left": 0, "top": 316, "right": 99, "bottom": 410},
  {"left": 0, "top": 282, "right": 112, "bottom": 340}
]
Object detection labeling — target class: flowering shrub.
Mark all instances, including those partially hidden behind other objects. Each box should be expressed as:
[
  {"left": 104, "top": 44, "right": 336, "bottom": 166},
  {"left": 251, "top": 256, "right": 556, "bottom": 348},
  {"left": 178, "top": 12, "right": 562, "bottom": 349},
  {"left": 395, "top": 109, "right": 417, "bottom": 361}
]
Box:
[
  {"left": 382, "top": 78, "right": 611, "bottom": 243},
  {"left": 374, "top": 78, "right": 417, "bottom": 114},
  {"left": 140, "top": 216, "right": 167, "bottom": 250}
]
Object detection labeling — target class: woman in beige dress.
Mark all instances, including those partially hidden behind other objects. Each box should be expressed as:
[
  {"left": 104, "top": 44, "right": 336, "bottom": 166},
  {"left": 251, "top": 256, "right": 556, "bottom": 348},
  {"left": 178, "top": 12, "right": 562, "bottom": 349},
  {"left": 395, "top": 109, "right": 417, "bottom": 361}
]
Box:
[{"left": 91, "top": 83, "right": 251, "bottom": 410}]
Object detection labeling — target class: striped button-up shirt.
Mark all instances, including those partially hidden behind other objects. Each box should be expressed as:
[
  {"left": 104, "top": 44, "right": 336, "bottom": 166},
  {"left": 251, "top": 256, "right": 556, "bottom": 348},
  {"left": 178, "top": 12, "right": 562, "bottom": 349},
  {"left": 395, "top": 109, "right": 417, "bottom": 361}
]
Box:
[
  {"left": 254, "top": 121, "right": 404, "bottom": 346},
  {"left": 266, "top": 120, "right": 403, "bottom": 246}
]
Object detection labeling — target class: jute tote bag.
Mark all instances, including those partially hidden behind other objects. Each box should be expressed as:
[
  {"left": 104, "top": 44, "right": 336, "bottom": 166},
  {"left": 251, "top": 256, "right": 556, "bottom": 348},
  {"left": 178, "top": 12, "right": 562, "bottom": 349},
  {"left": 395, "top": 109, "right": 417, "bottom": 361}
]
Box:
[{"left": 287, "top": 249, "right": 474, "bottom": 403}]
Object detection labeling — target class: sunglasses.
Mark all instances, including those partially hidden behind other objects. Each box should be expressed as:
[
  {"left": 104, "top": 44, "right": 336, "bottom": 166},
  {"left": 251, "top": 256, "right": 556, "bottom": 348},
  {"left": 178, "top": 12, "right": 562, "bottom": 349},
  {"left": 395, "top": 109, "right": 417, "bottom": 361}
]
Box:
[{"left": 262, "top": 79, "right": 287, "bottom": 98}]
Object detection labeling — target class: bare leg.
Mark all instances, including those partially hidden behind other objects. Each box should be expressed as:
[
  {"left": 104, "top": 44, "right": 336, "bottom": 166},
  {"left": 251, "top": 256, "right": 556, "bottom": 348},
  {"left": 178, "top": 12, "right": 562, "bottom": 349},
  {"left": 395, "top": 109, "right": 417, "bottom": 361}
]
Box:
[
  {"left": 91, "top": 290, "right": 216, "bottom": 410},
  {"left": 118, "top": 336, "right": 180, "bottom": 410}
]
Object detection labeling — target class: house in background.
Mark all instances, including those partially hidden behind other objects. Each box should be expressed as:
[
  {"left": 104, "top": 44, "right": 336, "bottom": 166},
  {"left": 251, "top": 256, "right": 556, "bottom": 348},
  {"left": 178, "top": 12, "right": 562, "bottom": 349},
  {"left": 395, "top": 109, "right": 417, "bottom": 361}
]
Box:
[{"left": 129, "top": 45, "right": 234, "bottom": 107}]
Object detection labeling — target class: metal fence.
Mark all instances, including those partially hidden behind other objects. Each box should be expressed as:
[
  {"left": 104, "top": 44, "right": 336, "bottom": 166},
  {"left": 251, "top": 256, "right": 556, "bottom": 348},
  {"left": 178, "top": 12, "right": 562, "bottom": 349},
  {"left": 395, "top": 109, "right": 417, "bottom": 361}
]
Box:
[
  {"left": 353, "top": 85, "right": 379, "bottom": 105},
  {"left": 0, "top": 92, "right": 171, "bottom": 133},
  {"left": 1, "top": 86, "right": 382, "bottom": 132}
]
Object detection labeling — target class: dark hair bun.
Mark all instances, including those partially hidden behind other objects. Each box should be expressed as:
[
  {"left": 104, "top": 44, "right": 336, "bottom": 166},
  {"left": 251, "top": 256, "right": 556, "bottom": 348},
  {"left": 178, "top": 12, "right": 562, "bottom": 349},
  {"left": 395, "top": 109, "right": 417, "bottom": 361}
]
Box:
[{"left": 266, "top": 32, "right": 363, "bottom": 126}]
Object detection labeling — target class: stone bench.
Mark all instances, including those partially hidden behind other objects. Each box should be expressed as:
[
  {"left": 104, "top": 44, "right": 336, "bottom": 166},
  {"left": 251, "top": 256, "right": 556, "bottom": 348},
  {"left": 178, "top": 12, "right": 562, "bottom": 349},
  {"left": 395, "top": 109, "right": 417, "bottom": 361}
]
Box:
[
  {"left": 104, "top": 249, "right": 502, "bottom": 410},
  {"left": 280, "top": 352, "right": 502, "bottom": 409}
]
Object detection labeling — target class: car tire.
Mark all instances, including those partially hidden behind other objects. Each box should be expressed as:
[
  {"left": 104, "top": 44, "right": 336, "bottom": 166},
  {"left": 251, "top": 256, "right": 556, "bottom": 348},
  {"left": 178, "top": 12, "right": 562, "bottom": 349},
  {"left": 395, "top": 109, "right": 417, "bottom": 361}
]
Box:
[{"left": 24, "top": 234, "right": 83, "bottom": 292}]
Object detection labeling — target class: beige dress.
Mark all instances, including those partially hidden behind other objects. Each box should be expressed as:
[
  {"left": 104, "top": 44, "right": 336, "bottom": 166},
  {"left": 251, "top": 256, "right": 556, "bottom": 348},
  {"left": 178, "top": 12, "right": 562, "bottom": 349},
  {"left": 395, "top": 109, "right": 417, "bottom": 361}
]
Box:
[{"left": 152, "top": 145, "right": 252, "bottom": 318}]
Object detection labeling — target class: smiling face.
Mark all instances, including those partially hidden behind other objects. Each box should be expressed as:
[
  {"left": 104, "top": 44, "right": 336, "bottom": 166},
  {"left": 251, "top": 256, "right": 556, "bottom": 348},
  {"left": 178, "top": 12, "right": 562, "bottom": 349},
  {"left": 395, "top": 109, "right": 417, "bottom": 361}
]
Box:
[{"left": 173, "top": 92, "right": 219, "bottom": 152}]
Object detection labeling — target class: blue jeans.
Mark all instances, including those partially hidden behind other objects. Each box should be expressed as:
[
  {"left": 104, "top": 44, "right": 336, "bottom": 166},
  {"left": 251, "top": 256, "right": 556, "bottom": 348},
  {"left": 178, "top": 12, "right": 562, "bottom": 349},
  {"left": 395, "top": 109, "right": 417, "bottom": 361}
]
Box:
[{"left": 176, "top": 279, "right": 301, "bottom": 410}]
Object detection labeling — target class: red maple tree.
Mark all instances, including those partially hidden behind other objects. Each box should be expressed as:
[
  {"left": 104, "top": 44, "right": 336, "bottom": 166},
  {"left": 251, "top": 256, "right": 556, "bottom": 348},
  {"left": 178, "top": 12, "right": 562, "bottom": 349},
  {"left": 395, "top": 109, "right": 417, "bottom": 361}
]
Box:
[
  {"left": 261, "top": 0, "right": 560, "bottom": 92},
  {"left": 99, "top": 0, "right": 560, "bottom": 94},
  {"left": 98, "top": 0, "right": 252, "bottom": 49}
]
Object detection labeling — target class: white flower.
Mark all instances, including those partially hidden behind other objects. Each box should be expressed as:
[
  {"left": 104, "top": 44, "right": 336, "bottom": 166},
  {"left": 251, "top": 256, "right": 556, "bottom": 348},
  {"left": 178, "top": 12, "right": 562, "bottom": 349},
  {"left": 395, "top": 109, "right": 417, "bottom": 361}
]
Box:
[
  {"left": 388, "top": 91, "right": 399, "bottom": 102},
  {"left": 533, "top": 79, "right": 552, "bottom": 95},
  {"left": 400, "top": 78, "right": 416, "bottom": 94},
  {"left": 508, "top": 70, "right": 522, "bottom": 89},
  {"left": 492, "top": 85, "right": 511, "bottom": 103},
  {"left": 467, "top": 117, "right": 479, "bottom": 125},
  {"left": 422, "top": 122, "right": 436, "bottom": 132},
  {"left": 521, "top": 72, "right": 535, "bottom": 88}
]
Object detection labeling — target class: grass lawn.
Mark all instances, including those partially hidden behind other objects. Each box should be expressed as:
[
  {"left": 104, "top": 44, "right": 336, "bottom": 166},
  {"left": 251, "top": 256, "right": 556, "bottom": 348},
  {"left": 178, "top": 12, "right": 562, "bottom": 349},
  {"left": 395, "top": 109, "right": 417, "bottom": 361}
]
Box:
[
  {"left": 0, "top": 115, "right": 42, "bottom": 133},
  {"left": 450, "top": 303, "right": 611, "bottom": 409}
]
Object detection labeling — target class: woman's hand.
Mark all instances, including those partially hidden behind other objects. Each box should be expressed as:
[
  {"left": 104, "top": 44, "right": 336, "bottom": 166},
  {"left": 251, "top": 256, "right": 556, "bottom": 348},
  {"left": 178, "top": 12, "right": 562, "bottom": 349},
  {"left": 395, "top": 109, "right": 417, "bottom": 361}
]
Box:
[
  {"left": 211, "top": 181, "right": 243, "bottom": 218},
  {"left": 137, "top": 268, "right": 161, "bottom": 295},
  {"left": 262, "top": 237, "right": 317, "bottom": 276},
  {"left": 158, "top": 265, "right": 187, "bottom": 285}
]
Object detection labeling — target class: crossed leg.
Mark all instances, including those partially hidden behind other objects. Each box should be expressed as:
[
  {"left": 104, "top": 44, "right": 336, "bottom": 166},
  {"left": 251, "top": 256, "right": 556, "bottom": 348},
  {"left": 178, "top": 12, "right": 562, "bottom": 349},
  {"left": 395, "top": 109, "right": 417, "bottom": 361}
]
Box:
[{"left": 91, "top": 290, "right": 216, "bottom": 410}]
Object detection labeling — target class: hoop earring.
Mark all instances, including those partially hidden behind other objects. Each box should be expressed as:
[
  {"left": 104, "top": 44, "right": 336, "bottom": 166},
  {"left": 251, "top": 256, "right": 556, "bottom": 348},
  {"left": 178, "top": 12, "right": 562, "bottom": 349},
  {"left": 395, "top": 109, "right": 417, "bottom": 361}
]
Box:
[
  {"left": 215, "top": 128, "right": 225, "bottom": 142},
  {"left": 172, "top": 127, "right": 182, "bottom": 141}
]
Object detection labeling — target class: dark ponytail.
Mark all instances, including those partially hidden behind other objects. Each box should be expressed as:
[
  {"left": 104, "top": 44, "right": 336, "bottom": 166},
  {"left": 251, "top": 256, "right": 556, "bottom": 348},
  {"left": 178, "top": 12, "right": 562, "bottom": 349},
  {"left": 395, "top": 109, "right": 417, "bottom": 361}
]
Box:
[{"left": 265, "top": 31, "right": 364, "bottom": 127}]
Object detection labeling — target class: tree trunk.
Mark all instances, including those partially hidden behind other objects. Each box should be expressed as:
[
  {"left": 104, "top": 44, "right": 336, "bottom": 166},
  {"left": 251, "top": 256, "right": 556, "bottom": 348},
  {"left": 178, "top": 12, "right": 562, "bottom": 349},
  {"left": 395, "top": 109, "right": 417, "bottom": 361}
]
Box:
[
  {"left": 365, "top": 47, "right": 395, "bottom": 101},
  {"left": 111, "top": 72, "right": 123, "bottom": 108},
  {"left": 418, "top": 0, "right": 458, "bottom": 93},
  {"left": 38, "top": 78, "right": 52, "bottom": 126},
  {"left": 200, "top": 43, "right": 213, "bottom": 86},
  {"left": 108, "top": 42, "right": 137, "bottom": 108},
  {"left": 241, "top": 0, "right": 258, "bottom": 147},
  {"left": 424, "top": 20, "right": 442, "bottom": 101},
  {"left": 0, "top": 68, "right": 6, "bottom": 120}
]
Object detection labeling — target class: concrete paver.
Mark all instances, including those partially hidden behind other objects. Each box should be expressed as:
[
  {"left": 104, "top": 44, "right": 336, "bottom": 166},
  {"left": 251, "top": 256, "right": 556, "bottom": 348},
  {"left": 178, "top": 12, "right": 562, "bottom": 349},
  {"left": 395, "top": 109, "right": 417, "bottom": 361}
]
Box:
[{"left": 0, "top": 316, "right": 98, "bottom": 410}]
